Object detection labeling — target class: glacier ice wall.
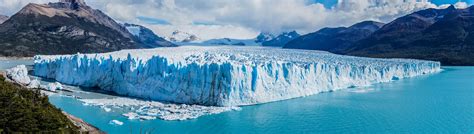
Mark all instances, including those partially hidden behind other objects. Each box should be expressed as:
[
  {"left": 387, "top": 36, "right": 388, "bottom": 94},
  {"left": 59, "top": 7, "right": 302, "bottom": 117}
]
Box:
[{"left": 33, "top": 46, "right": 441, "bottom": 106}]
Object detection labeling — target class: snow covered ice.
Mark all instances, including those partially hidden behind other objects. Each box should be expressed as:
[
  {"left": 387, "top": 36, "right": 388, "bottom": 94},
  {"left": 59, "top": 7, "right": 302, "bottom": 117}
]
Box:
[
  {"left": 5, "top": 65, "right": 31, "bottom": 85},
  {"left": 33, "top": 46, "right": 441, "bottom": 106}
]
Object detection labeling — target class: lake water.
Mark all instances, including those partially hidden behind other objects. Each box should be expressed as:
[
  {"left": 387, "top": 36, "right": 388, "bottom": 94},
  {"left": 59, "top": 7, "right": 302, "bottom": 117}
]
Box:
[
  {"left": 1, "top": 60, "right": 473, "bottom": 133},
  {"left": 0, "top": 59, "right": 33, "bottom": 71},
  {"left": 48, "top": 67, "right": 474, "bottom": 133}
]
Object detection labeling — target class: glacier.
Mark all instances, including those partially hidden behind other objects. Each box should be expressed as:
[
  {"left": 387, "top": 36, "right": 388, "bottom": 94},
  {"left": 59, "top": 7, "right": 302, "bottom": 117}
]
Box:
[{"left": 33, "top": 46, "right": 441, "bottom": 106}]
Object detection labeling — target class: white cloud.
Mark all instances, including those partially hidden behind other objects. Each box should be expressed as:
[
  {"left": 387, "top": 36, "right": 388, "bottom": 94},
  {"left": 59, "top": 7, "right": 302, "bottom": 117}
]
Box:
[
  {"left": 0, "top": 0, "right": 50, "bottom": 15},
  {"left": 144, "top": 24, "right": 259, "bottom": 40},
  {"left": 0, "top": 0, "right": 470, "bottom": 39},
  {"left": 85, "top": 0, "right": 444, "bottom": 38}
]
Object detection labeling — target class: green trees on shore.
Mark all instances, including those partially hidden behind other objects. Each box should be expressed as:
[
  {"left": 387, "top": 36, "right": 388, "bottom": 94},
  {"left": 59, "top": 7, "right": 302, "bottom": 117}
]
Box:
[{"left": 0, "top": 76, "right": 78, "bottom": 133}]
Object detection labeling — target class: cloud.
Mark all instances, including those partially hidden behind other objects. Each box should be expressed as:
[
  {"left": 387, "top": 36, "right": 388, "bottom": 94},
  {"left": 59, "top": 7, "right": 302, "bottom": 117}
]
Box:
[
  {"left": 84, "top": 0, "right": 448, "bottom": 38},
  {"left": 144, "top": 24, "right": 259, "bottom": 40},
  {"left": 0, "top": 0, "right": 50, "bottom": 15},
  {"left": 0, "top": 0, "right": 470, "bottom": 40}
]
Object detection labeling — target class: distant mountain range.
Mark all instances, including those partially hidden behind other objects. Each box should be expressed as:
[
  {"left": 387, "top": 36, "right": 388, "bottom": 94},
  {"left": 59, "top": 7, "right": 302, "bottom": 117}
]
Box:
[
  {"left": 165, "top": 30, "right": 201, "bottom": 43},
  {"left": 0, "top": 0, "right": 173, "bottom": 57},
  {"left": 180, "top": 31, "right": 300, "bottom": 46},
  {"left": 124, "top": 23, "right": 175, "bottom": 48},
  {"left": 261, "top": 31, "right": 300, "bottom": 47},
  {"left": 285, "top": 5, "right": 474, "bottom": 65},
  {"left": 285, "top": 21, "right": 384, "bottom": 54}
]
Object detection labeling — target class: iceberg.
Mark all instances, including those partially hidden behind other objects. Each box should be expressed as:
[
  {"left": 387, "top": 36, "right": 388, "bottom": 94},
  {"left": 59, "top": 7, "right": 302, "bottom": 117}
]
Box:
[
  {"left": 46, "top": 82, "right": 63, "bottom": 91},
  {"left": 33, "top": 46, "right": 441, "bottom": 106},
  {"left": 109, "top": 120, "right": 124, "bottom": 126},
  {"left": 5, "top": 65, "right": 31, "bottom": 85}
]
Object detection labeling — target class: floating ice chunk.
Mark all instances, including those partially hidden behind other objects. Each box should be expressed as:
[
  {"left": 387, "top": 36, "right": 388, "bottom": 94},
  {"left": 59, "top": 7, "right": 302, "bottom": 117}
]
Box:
[
  {"left": 109, "top": 120, "right": 124, "bottom": 126},
  {"left": 102, "top": 106, "right": 112, "bottom": 112},
  {"left": 81, "top": 97, "right": 238, "bottom": 121},
  {"left": 5, "top": 65, "right": 30, "bottom": 85},
  {"left": 122, "top": 112, "right": 139, "bottom": 120},
  {"left": 27, "top": 79, "right": 41, "bottom": 89},
  {"left": 46, "top": 82, "right": 63, "bottom": 91},
  {"left": 139, "top": 115, "right": 156, "bottom": 120},
  {"left": 34, "top": 46, "right": 441, "bottom": 106}
]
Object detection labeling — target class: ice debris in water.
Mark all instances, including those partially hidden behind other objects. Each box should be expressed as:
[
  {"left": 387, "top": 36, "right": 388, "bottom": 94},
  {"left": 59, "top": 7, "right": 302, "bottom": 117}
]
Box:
[
  {"left": 46, "top": 82, "right": 63, "bottom": 92},
  {"left": 33, "top": 46, "right": 441, "bottom": 106},
  {"left": 80, "top": 97, "right": 240, "bottom": 121},
  {"left": 27, "top": 79, "right": 41, "bottom": 89},
  {"left": 109, "top": 120, "right": 124, "bottom": 126}
]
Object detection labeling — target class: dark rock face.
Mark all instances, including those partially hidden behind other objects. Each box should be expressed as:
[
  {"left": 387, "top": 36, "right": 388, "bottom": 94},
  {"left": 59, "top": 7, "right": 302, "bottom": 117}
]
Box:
[
  {"left": 0, "top": 0, "right": 172, "bottom": 57},
  {"left": 283, "top": 21, "right": 384, "bottom": 54},
  {"left": 0, "top": 15, "right": 8, "bottom": 24},
  {"left": 348, "top": 5, "right": 474, "bottom": 65},
  {"left": 123, "top": 23, "right": 175, "bottom": 48},
  {"left": 262, "top": 31, "right": 300, "bottom": 47}
]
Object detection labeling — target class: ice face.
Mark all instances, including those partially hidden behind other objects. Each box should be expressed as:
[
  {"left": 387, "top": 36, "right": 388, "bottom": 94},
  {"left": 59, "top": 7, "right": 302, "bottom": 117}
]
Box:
[{"left": 33, "top": 46, "right": 441, "bottom": 106}]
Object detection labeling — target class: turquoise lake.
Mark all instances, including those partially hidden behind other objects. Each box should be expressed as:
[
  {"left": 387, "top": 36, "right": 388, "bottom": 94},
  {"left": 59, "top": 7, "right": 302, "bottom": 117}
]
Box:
[
  {"left": 0, "top": 60, "right": 472, "bottom": 133},
  {"left": 46, "top": 66, "right": 473, "bottom": 133}
]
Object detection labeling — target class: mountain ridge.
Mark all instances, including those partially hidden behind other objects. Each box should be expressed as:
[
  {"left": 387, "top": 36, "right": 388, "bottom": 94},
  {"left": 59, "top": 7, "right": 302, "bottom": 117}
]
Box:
[
  {"left": 0, "top": 15, "right": 8, "bottom": 24},
  {"left": 284, "top": 5, "right": 473, "bottom": 65},
  {"left": 0, "top": 0, "right": 172, "bottom": 57},
  {"left": 284, "top": 21, "right": 385, "bottom": 54}
]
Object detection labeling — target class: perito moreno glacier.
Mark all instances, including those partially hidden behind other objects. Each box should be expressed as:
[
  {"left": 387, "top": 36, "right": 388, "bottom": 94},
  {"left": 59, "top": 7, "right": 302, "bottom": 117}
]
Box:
[{"left": 33, "top": 46, "right": 441, "bottom": 106}]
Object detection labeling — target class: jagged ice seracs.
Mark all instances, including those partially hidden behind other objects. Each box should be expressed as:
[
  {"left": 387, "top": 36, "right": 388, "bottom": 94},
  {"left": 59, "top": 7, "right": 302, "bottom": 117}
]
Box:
[{"left": 33, "top": 46, "right": 441, "bottom": 106}]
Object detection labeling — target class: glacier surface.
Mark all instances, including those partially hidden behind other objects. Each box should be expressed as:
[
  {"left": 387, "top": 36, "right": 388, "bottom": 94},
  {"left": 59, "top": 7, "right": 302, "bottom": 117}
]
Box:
[{"left": 33, "top": 46, "right": 441, "bottom": 106}]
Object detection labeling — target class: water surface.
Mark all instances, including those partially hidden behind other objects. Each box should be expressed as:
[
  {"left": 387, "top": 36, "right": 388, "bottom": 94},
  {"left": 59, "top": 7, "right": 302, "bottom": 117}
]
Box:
[{"left": 46, "top": 67, "right": 474, "bottom": 133}]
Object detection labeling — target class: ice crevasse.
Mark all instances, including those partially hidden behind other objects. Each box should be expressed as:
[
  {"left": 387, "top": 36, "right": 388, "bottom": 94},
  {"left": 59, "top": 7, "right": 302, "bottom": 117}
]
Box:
[{"left": 33, "top": 46, "right": 441, "bottom": 106}]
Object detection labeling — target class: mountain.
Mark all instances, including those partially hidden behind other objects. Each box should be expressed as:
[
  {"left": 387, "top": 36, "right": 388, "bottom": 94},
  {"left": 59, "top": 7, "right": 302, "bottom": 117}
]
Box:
[
  {"left": 347, "top": 5, "right": 474, "bottom": 65},
  {"left": 262, "top": 31, "right": 300, "bottom": 47},
  {"left": 197, "top": 31, "right": 299, "bottom": 46},
  {"left": 284, "top": 21, "right": 384, "bottom": 54},
  {"left": 165, "top": 30, "right": 201, "bottom": 43},
  {"left": 0, "top": 15, "right": 8, "bottom": 24},
  {"left": 255, "top": 32, "right": 275, "bottom": 43},
  {"left": 0, "top": 0, "right": 171, "bottom": 57},
  {"left": 123, "top": 23, "right": 175, "bottom": 48},
  {"left": 201, "top": 38, "right": 256, "bottom": 46}
]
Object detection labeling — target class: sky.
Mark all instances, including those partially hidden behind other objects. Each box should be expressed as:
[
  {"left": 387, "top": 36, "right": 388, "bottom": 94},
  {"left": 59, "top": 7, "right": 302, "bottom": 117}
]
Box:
[{"left": 0, "top": 0, "right": 471, "bottom": 40}]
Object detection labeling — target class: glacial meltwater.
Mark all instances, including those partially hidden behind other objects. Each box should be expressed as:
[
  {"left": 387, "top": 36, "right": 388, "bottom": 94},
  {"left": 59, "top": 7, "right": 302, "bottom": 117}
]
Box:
[
  {"left": 1, "top": 60, "right": 473, "bottom": 133},
  {"left": 48, "top": 67, "right": 473, "bottom": 133}
]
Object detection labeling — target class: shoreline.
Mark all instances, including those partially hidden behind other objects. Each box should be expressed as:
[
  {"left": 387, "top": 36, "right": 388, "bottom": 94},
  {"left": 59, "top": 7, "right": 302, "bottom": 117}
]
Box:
[
  {"left": 0, "top": 70, "right": 104, "bottom": 133},
  {"left": 63, "top": 111, "right": 104, "bottom": 134}
]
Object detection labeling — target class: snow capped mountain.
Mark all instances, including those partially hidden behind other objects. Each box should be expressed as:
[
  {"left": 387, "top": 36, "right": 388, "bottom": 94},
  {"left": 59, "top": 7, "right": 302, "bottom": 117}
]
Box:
[
  {"left": 166, "top": 30, "right": 201, "bottom": 43},
  {"left": 34, "top": 46, "right": 440, "bottom": 106},
  {"left": 262, "top": 31, "right": 300, "bottom": 47},
  {"left": 0, "top": 15, "right": 8, "bottom": 24},
  {"left": 123, "top": 23, "right": 175, "bottom": 48},
  {"left": 190, "top": 31, "right": 299, "bottom": 47},
  {"left": 201, "top": 38, "right": 258, "bottom": 46},
  {"left": 255, "top": 32, "right": 275, "bottom": 43}
]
